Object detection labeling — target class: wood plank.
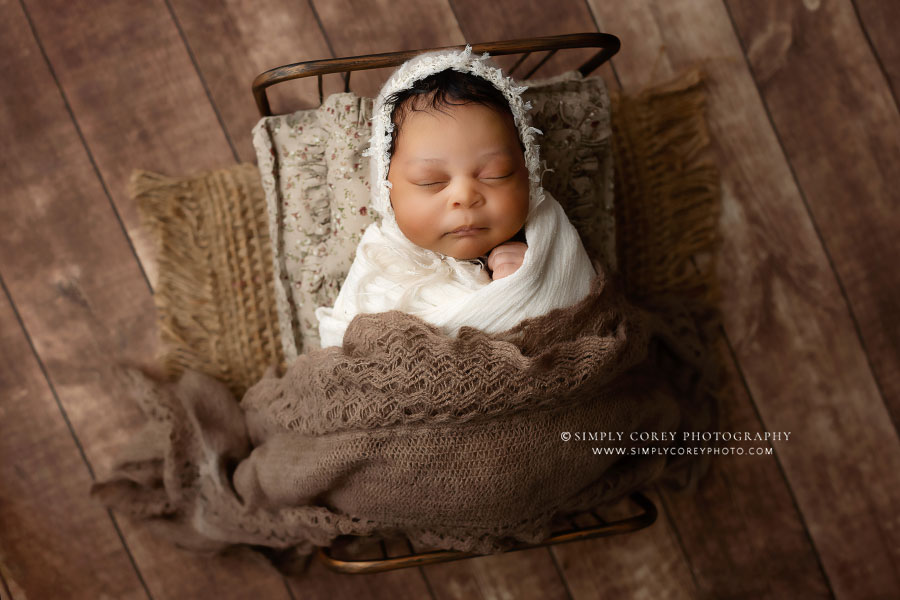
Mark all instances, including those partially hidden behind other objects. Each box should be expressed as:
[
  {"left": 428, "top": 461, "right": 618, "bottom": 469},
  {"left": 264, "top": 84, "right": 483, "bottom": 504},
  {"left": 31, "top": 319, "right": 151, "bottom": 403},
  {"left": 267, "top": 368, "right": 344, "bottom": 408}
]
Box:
[
  {"left": 168, "top": 0, "right": 338, "bottom": 162},
  {"left": 289, "top": 540, "right": 434, "bottom": 600},
  {"left": 311, "top": 0, "right": 466, "bottom": 101},
  {"left": 170, "top": 0, "right": 618, "bottom": 162},
  {"left": 588, "top": 0, "right": 900, "bottom": 597},
  {"left": 577, "top": 7, "right": 832, "bottom": 594},
  {"left": 2, "top": 2, "right": 293, "bottom": 598},
  {"left": 853, "top": 0, "right": 900, "bottom": 103},
  {"left": 450, "top": 0, "right": 618, "bottom": 85},
  {"left": 729, "top": 0, "right": 900, "bottom": 456},
  {"left": 405, "top": 538, "right": 571, "bottom": 600},
  {"left": 0, "top": 289, "right": 148, "bottom": 599},
  {"left": 658, "top": 336, "right": 831, "bottom": 598},
  {"left": 22, "top": 0, "right": 239, "bottom": 290},
  {"left": 0, "top": 558, "right": 28, "bottom": 600},
  {"left": 552, "top": 489, "right": 697, "bottom": 599}
]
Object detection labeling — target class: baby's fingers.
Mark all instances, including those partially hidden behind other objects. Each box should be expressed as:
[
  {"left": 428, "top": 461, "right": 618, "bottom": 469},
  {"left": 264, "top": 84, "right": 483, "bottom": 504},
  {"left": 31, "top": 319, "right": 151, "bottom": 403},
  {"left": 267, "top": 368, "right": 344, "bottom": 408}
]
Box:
[
  {"left": 487, "top": 242, "right": 527, "bottom": 270},
  {"left": 488, "top": 252, "right": 521, "bottom": 271},
  {"left": 491, "top": 263, "right": 519, "bottom": 280}
]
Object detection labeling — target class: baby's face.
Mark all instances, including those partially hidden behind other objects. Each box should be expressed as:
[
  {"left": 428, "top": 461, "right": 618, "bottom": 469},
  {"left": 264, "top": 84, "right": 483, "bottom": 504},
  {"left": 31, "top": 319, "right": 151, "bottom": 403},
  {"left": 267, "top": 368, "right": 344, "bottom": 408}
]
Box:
[{"left": 386, "top": 101, "right": 530, "bottom": 260}]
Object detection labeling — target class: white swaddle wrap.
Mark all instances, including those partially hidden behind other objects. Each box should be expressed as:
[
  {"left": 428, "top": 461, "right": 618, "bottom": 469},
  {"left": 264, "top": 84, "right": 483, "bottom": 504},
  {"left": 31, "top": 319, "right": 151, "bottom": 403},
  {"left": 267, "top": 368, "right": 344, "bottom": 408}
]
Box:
[{"left": 315, "top": 45, "right": 596, "bottom": 348}]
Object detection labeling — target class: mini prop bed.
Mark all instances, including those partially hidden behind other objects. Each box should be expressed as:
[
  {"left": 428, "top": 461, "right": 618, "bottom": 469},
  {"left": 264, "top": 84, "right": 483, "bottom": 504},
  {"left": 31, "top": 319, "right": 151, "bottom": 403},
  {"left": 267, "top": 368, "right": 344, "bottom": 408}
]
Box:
[{"left": 92, "top": 34, "right": 725, "bottom": 576}]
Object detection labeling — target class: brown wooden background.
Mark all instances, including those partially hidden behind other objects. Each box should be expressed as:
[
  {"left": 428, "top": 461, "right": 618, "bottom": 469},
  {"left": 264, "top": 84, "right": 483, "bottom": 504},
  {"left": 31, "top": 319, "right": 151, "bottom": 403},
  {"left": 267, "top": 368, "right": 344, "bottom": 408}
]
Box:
[{"left": 2, "top": 0, "right": 898, "bottom": 598}]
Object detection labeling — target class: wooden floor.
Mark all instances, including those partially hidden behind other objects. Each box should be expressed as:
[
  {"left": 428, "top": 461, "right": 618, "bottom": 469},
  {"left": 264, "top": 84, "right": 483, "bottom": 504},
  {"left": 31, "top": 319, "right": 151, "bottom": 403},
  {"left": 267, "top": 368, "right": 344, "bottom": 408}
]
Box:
[{"left": 2, "top": 0, "right": 898, "bottom": 598}]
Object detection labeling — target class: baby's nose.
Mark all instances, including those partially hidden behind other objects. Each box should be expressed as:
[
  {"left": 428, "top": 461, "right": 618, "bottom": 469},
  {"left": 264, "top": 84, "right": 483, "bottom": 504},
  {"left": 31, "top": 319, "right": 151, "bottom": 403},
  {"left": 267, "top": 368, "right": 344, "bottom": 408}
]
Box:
[{"left": 450, "top": 179, "right": 484, "bottom": 208}]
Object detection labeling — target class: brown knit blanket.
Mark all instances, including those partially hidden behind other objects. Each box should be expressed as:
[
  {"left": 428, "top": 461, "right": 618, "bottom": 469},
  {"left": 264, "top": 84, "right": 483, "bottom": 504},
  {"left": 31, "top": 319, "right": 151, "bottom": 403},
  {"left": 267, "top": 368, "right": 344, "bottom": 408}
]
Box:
[{"left": 91, "top": 260, "right": 720, "bottom": 573}]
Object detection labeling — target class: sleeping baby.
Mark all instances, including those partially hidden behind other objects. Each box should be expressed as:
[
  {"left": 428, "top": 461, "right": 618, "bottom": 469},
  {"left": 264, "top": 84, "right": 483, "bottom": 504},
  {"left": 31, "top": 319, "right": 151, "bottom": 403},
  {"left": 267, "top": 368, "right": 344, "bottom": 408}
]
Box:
[
  {"left": 382, "top": 67, "right": 531, "bottom": 280},
  {"left": 315, "top": 45, "right": 598, "bottom": 349}
]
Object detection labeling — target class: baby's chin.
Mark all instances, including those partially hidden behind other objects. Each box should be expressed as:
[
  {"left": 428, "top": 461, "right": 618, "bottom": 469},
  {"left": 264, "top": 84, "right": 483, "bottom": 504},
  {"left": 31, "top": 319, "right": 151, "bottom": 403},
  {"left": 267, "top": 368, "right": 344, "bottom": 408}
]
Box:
[
  {"left": 433, "top": 239, "right": 494, "bottom": 261},
  {"left": 444, "top": 250, "right": 487, "bottom": 260}
]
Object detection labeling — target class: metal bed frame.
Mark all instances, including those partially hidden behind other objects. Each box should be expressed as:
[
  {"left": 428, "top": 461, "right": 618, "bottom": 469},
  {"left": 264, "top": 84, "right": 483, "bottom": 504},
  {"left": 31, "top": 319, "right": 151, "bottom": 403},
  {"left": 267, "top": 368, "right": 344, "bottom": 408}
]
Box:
[
  {"left": 250, "top": 32, "right": 658, "bottom": 574},
  {"left": 252, "top": 33, "right": 620, "bottom": 116}
]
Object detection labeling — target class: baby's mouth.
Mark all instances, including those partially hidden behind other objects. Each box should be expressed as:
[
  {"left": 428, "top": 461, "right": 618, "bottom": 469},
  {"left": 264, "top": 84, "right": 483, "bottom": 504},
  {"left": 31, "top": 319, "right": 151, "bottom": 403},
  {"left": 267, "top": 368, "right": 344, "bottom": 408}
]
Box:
[{"left": 448, "top": 225, "right": 486, "bottom": 235}]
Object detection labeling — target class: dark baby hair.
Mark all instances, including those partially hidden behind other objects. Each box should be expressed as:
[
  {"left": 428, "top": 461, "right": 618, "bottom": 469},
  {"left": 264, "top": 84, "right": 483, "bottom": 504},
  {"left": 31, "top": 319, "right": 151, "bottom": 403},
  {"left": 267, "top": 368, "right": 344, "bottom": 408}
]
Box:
[{"left": 383, "top": 68, "right": 526, "bottom": 157}]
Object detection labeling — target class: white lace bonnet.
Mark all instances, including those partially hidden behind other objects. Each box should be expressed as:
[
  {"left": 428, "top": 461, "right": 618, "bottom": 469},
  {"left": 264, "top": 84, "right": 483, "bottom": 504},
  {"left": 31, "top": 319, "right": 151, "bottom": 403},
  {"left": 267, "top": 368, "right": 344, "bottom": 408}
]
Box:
[{"left": 361, "top": 44, "right": 546, "bottom": 227}]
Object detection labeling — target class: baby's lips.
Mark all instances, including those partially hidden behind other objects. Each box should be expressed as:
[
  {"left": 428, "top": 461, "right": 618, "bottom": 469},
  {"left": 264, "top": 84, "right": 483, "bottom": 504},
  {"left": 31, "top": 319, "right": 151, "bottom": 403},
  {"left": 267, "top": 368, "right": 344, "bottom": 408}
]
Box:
[{"left": 448, "top": 225, "right": 486, "bottom": 234}]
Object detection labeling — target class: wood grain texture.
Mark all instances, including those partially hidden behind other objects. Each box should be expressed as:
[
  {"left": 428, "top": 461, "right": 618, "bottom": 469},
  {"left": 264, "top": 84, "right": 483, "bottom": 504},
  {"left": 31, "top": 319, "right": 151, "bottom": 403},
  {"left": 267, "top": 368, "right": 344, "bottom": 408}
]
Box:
[
  {"left": 310, "top": 0, "right": 465, "bottom": 99},
  {"left": 287, "top": 557, "right": 434, "bottom": 600},
  {"left": 589, "top": 0, "right": 900, "bottom": 597},
  {"left": 22, "top": 0, "right": 239, "bottom": 289},
  {"left": 553, "top": 489, "right": 698, "bottom": 600},
  {"left": 658, "top": 337, "right": 832, "bottom": 598},
  {"left": 728, "top": 0, "right": 900, "bottom": 464},
  {"left": 852, "top": 0, "right": 900, "bottom": 104},
  {"left": 0, "top": 289, "right": 147, "bottom": 599},
  {"left": 169, "top": 0, "right": 336, "bottom": 162},
  {"left": 0, "top": 557, "right": 28, "bottom": 600},
  {"left": 582, "top": 5, "right": 833, "bottom": 595},
  {"left": 2, "top": 1, "right": 292, "bottom": 598},
  {"left": 2, "top": 0, "right": 896, "bottom": 596},
  {"left": 449, "top": 0, "right": 617, "bottom": 84},
  {"left": 284, "top": 537, "right": 434, "bottom": 599},
  {"left": 406, "top": 537, "right": 572, "bottom": 600}
]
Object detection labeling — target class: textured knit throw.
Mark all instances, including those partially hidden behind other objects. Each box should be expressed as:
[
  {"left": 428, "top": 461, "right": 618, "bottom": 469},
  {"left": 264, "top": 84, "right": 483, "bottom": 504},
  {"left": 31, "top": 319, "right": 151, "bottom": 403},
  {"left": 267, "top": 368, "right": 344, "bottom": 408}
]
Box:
[{"left": 90, "top": 258, "right": 720, "bottom": 574}]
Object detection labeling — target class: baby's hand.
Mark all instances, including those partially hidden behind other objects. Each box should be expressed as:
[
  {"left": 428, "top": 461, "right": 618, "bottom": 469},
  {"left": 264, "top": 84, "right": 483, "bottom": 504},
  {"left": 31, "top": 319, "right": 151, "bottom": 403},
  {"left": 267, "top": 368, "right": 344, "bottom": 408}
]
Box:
[{"left": 487, "top": 242, "right": 528, "bottom": 280}]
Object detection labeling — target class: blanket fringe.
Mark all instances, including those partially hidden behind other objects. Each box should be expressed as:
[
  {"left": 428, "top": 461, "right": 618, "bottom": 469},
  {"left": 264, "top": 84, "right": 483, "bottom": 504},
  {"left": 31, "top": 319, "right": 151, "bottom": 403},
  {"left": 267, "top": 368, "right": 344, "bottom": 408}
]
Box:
[
  {"left": 611, "top": 67, "right": 723, "bottom": 324},
  {"left": 132, "top": 170, "right": 229, "bottom": 382},
  {"left": 610, "top": 67, "right": 727, "bottom": 495},
  {"left": 131, "top": 167, "right": 284, "bottom": 397}
]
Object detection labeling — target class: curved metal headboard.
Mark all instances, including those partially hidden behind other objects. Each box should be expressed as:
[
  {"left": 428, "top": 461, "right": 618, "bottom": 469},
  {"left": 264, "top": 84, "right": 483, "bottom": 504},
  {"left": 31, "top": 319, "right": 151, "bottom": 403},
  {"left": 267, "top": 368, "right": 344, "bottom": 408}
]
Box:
[{"left": 251, "top": 32, "right": 620, "bottom": 117}]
